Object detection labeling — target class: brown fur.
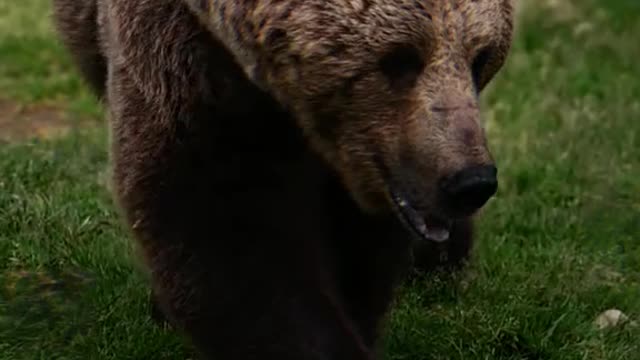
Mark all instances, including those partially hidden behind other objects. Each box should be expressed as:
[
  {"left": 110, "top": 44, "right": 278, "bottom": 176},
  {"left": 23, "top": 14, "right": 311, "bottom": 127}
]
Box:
[
  {"left": 51, "top": 0, "right": 513, "bottom": 359},
  {"left": 185, "top": 0, "right": 513, "bottom": 212}
]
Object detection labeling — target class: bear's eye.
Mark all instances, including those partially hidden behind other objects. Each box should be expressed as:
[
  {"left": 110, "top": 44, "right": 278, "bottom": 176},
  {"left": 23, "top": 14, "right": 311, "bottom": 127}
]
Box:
[
  {"left": 471, "top": 47, "right": 492, "bottom": 91},
  {"left": 379, "top": 45, "right": 425, "bottom": 89}
]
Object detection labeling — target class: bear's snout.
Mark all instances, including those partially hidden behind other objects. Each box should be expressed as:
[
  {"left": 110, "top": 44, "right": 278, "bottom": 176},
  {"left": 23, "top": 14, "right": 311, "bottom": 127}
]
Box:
[{"left": 438, "top": 164, "right": 498, "bottom": 217}]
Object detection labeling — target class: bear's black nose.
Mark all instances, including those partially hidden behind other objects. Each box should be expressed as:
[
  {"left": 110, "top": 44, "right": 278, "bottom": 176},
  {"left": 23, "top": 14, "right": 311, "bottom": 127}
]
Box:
[{"left": 439, "top": 165, "right": 498, "bottom": 215}]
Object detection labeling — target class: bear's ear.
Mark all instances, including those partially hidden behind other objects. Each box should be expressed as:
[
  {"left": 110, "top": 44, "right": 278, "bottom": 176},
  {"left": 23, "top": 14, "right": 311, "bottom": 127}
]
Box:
[{"left": 183, "top": 0, "right": 211, "bottom": 21}]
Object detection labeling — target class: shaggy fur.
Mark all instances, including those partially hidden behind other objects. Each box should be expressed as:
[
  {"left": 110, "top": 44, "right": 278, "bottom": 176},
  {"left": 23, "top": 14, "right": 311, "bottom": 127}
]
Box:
[{"left": 51, "top": 0, "right": 514, "bottom": 359}]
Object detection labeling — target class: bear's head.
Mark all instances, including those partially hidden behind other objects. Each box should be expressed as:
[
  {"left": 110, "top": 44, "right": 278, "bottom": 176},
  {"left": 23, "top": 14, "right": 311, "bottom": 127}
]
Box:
[{"left": 187, "top": 0, "right": 514, "bottom": 243}]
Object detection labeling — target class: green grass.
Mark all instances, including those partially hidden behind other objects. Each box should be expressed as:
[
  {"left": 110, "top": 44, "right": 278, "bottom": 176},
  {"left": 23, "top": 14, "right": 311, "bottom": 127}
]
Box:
[
  {"left": 0, "top": 0, "right": 101, "bottom": 114},
  {"left": 1, "top": 0, "right": 638, "bottom": 359}
]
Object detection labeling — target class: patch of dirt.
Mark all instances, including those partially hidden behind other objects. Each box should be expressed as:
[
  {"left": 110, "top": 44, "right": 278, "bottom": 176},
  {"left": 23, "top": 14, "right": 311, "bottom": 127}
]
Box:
[{"left": 0, "top": 99, "right": 92, "bottom": 142}]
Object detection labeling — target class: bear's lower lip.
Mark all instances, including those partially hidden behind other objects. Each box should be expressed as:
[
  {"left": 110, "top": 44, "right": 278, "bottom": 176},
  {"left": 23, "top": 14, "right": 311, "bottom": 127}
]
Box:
[{"left": 388, "top": 189, "right": 452, "bottom": 243}]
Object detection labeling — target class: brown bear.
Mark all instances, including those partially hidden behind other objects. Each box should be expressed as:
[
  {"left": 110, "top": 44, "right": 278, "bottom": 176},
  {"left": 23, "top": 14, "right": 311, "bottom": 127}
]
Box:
[{"left": 51, "top": 0, "right": 514, "bottom": 359}]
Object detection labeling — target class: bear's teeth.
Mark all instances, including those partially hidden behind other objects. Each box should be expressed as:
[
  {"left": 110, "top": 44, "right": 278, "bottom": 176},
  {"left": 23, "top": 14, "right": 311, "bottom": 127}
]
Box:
[{"left": 425, "top": 228, "right": 450, "bottom": 243}]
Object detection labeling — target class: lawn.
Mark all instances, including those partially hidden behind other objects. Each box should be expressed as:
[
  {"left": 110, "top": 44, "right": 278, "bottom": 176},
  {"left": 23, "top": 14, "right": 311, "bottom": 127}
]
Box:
[{"left": 0, "top": 0, "right": 638, "bottom": 359}]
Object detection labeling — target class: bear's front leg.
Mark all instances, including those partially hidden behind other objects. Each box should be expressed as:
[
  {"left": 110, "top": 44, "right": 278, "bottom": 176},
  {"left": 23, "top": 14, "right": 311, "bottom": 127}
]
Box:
[{"left": 106, "top": 60, "right": 375, "bottom": 360}]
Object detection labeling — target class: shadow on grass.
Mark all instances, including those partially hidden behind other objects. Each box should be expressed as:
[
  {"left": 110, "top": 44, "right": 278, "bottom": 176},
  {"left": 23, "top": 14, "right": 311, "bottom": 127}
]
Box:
[{"left": 0, "top": 268, "right": 97, "bottom": 352}]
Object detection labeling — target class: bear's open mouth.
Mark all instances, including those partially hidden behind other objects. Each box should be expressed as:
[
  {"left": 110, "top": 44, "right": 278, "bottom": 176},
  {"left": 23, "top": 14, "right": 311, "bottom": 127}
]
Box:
[{"left": 388, "top": 188, "right": 452, "bottom": 243}]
